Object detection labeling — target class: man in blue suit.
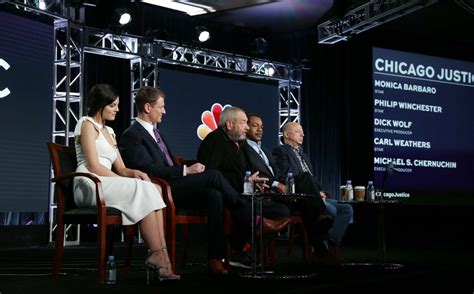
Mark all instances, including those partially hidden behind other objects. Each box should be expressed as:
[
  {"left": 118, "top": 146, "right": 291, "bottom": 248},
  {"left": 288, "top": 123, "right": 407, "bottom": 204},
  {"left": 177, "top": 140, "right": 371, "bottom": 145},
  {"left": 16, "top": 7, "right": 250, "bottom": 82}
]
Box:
[
  {"left": 272, "top": 121, "right": 353, "bottom": 265},
  {"left": 119, "top": 86, "right": 288, "bottom": 273}
]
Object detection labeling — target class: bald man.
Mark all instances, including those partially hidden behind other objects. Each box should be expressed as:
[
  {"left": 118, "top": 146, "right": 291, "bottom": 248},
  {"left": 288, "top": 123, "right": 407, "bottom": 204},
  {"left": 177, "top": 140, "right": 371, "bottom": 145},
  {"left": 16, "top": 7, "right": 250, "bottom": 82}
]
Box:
[{"left": 272, "top": 122, "right": 353, "bottom": 265}]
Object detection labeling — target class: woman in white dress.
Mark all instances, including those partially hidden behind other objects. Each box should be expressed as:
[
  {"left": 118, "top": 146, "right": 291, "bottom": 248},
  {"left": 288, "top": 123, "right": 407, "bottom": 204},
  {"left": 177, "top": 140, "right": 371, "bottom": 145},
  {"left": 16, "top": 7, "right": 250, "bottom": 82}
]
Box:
[{"left": 73, "top": 84, "right": 179, "bottom": 281}]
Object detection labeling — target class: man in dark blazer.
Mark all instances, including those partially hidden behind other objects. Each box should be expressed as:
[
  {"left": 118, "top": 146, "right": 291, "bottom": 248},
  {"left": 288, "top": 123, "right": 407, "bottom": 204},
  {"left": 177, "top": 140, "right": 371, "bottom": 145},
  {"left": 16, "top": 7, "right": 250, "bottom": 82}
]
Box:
[
  {"left": 241, "top": 114, "right": 285, "bottom": 193},
  {"left": 243, "top": 114, "right": 334, "bottom": 259},
  {"left": 272, "top": 122, "right": 353, "bottom": 265},
  {"left": 119, "top": 87, "right": 287, "bottom": 273}
]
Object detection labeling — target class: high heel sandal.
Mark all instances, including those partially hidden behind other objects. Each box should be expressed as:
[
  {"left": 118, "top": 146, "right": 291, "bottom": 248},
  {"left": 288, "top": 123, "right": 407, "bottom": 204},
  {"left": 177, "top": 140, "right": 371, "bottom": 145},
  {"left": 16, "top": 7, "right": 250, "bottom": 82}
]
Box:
[{"left": 146, "top": 247, "right": 181, "bottom": 284}]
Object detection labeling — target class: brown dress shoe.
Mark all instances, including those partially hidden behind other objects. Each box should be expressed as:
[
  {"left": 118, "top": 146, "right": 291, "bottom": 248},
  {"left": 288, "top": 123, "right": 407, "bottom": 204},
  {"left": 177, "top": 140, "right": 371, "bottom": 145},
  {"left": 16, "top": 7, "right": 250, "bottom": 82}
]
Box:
[
  {"left": 209, "top": 259, "right": 229, "bottom": 275},
  {"left": 256, "top": 217, "right": 290, "bottom": 237},
  {"left": 312, "top": 244, "right": 343, "bottom": 267}
]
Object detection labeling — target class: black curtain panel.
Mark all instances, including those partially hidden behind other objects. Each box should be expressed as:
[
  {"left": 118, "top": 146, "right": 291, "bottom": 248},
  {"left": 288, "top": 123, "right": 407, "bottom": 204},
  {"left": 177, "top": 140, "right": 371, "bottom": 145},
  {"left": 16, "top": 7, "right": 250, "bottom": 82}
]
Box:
[
  {"left": 299, "top": 41, "right": 375, "bottom": 198},
  {"left": 84, "top": 54, "right": 132, "bottom": 143}
]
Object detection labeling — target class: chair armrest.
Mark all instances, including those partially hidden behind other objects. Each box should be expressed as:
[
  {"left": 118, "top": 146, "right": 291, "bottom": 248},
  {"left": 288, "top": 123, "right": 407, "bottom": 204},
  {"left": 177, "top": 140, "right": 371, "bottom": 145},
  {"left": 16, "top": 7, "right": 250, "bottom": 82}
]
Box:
[
  {"left": 150, "top": 176, "right": 176, "bottom": 211},
  {"left": 173, "top": 155, "right": 197, "bottom": 166},
  {"left": 52, "top": 172, "right": 100, "bottom": 184}
]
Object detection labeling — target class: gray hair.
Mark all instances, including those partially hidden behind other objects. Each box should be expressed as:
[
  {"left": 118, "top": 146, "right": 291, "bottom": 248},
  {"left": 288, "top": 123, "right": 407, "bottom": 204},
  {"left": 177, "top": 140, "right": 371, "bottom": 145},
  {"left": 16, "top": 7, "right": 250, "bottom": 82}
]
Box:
[
  {"left": 218, "top": 106, "right": 245, "bottom": 127},
  {"left": 282, "top": 122, "right": 299, "bottom": 143},
  {"left": 282, "top": 122, "right": 298, "bottom": 133}
]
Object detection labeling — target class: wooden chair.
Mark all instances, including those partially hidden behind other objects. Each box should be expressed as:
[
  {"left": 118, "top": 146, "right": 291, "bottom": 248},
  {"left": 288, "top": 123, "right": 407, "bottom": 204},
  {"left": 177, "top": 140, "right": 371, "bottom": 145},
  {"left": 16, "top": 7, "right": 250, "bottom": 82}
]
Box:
[
  {"left": 47, "top": 141, "right": 135, "bottom": 283},
  {"left": 286, "top": 215, "right": 312, "bottom": 262},
  {"left": 285, "top": 192, "right": 334, "bottom": 263},
  {"left": 151, "top": 155, "right": 232, "bottom": 272}
]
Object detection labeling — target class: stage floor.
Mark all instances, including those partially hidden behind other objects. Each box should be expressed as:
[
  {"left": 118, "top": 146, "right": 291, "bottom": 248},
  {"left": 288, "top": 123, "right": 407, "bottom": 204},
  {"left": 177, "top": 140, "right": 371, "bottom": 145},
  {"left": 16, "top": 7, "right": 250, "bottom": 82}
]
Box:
[{"left": 0, "top": 237, "right": 472, "bottom": 294}]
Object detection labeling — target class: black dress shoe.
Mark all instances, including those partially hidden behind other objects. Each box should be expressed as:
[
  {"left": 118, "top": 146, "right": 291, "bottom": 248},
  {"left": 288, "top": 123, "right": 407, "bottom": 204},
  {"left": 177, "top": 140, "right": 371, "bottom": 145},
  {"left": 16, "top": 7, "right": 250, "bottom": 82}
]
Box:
[
  {"left": 209, "top": 259, "right": 229, "bottom": 275},
  {"left": 314, "top": 213, "right": 334, "bottom": 233},
  {"left": 228, "top": 251, "right": 261, "bottom": 269},
  {"left": 313, "top": 239, "right": 329, "bottom": 257}
]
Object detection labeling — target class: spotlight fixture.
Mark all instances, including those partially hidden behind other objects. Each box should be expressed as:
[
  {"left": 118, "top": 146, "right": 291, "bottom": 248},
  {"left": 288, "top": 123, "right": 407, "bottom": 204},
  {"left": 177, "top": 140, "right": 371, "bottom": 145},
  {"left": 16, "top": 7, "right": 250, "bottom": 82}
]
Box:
[
  {"left": 196, "top": 26, "right": 210, "bottom": 43},
  {"left": 38, "top": 0, "right": 46, "bottom": 10},
  {"left": 113, "top": 8, "right": 132, "bottom": 26},
  {"left": 34, "top": 0, "right": 55, "bottom": 10}
]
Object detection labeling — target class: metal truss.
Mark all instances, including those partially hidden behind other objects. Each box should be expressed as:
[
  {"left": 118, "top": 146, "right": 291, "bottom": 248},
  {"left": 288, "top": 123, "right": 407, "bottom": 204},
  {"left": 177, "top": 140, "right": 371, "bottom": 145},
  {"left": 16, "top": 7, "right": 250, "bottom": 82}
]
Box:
[
  {"left": 83, "top": 28, "right": 140, "bottom": 59},
  {"left": 50, "top": 19, "right": 84, "bottom": 246},
  {"left": 278, "top": 80, "right": 301, "bottom": 143},
  {"left": 82, "top": 31, "right": 301, "bottom": 127},
  {"left": 317, "top": 0, "right": 439, "bottom": 44},
  {"left": 151, "top": 40, "right": 292, "bottom": 82}
]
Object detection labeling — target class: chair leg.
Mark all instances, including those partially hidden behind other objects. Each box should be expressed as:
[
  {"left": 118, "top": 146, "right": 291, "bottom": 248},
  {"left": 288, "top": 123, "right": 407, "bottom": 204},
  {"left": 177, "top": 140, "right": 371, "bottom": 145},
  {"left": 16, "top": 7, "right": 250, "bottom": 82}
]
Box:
[
  {"left": 97, "top": 224, "right": 107, "bottom": 283},
  {"left": 122, "top": 225, "right": 135, "bottom": 273},
  {"left": 264, "top": 238, "right": 276, "bottom": 267},
  {"left": 301, "top": 226, "right": 312, "bottom": 263},
  {"left": 287, "top": 223, "right": 296, "bottom": 256},
  {"left": 181, "top": 224, "right": 190, "bottom": 268},
  {"left": 224, "top": 208, "right": 232, "bottom": 270},
  {"left": 224, "top": 236, "right": 231, "bottom": 270},
  {"left": 53, "top": 223, "right": 65, "bottom": 278}
]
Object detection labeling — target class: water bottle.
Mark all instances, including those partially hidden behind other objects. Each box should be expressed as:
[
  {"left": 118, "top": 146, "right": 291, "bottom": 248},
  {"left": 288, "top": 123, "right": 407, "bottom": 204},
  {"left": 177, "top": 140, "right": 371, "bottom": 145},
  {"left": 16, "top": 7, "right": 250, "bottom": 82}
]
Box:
[
  {"left": 366, "top": 180, "right": 375, "bottom": 201},
  {"left": 345, "top": 180, "right": 354, "bottom": 201},
  {"left": 243, "top": 171, "right": 254, "bottom": 194},
  {"left": 105, "top": 255, "right": 117, "bottom": 285},
  {"left": 286, "top": 172, "right": 295, "bottom": 194}
]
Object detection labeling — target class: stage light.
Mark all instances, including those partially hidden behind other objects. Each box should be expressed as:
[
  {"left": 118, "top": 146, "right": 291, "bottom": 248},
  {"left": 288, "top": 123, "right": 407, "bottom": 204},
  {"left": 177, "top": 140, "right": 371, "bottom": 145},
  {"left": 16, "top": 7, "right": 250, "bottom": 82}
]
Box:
[
  {"left": 141, "top": 0, "right": 215, "bottom": 16},
  {"left": 113, "top": 8, "right": 132, "bottom": 26},
  {"left": 267, "top": 66, "right": 275, "bottom": 76},
  {"left": 119, "top": 13, "right": 131, "bottom": 25},
  {"left": 38, "top": 0, "right": 46, "bottom": 10},
  {"left": 196, "top": 26, "right": 210, "bottom": 42},
  {"left": 34, "top": 0, "right": 55, "bottom": 10}
]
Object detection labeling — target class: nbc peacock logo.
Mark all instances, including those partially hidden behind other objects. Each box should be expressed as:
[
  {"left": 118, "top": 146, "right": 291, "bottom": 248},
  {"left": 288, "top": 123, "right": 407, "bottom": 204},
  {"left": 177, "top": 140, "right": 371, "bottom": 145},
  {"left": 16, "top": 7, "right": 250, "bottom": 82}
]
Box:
[{"left": 197, "top": 103, "right": 231, "bottom": 140}]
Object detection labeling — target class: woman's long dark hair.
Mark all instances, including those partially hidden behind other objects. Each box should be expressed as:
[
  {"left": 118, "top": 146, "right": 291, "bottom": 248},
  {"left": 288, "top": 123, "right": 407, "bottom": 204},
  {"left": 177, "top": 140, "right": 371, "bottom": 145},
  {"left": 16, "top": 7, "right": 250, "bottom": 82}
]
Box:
[{"left": 86, "top": 84, "right": 119, "bottom": 117}]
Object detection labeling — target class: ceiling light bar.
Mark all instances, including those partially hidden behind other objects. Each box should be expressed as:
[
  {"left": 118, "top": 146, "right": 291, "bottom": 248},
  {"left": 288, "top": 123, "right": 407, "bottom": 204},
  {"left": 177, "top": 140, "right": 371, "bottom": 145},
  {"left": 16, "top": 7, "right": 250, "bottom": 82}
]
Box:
[
  {"left": 141, "top": 0, "right": 216, "bottom": 16},
  {"left": 317, "top": 0, "right": 439, "bottom": 44}
]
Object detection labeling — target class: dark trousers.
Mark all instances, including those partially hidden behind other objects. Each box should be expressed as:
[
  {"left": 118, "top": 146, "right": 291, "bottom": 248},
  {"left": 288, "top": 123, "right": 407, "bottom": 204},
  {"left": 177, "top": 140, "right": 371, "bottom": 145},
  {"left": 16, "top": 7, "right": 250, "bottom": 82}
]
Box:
[
  {"left": 170, "top": 169, "right": 252, "bottom": 259},
  {"left": 293, "top": 172, "right": 328, "bottom": 246},
  {"left": 171, "top": 169, "right": 291, "bottom": 257}
]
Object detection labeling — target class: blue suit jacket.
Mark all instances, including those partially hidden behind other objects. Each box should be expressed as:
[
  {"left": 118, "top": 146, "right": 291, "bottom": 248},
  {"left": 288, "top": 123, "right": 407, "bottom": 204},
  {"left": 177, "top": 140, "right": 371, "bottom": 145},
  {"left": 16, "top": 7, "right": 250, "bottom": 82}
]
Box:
[{"left": 119, "top": 121, "right": 184, "bottom": 180}]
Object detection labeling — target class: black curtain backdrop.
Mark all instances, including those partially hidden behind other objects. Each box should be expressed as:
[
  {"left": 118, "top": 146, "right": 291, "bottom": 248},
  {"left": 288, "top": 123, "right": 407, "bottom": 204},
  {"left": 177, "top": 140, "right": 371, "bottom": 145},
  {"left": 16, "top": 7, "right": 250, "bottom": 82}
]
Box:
[
  {"left": 301, "top": 44, "right": 352, "bottom": 199},
  {"left": 84, "top": 54, "right": 132, "bottom": 142}
]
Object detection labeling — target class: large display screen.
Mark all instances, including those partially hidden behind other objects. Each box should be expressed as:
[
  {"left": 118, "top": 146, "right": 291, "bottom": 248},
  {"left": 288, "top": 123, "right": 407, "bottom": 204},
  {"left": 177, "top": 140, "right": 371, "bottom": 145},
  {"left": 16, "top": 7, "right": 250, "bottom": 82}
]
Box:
[
  {"left": 0, "top": 11, "right": 53, "bottom": 212},
  {"left": 158, "top": 67, "right": 280, "bottom": 160},
  {"left": 372, "top": 47, "right": 474, "bottom": 204}
]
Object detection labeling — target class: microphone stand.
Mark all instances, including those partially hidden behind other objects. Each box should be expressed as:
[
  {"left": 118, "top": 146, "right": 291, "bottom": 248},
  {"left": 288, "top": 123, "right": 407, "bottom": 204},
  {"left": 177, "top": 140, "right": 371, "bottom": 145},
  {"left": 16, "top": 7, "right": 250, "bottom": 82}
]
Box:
[
  {"left": 379, "top": 164, "right": 392, "bottom": 201},
  {"left": 375, "top": 162, "right": 403, "bottom": 269}
]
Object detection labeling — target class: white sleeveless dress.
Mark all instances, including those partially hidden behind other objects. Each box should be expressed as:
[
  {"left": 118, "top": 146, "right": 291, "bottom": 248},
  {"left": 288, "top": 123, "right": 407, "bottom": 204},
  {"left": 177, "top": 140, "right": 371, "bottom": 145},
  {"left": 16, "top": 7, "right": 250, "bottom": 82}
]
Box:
[{"left": 73, "top": 117, "right": 166, "bottom": 225}]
